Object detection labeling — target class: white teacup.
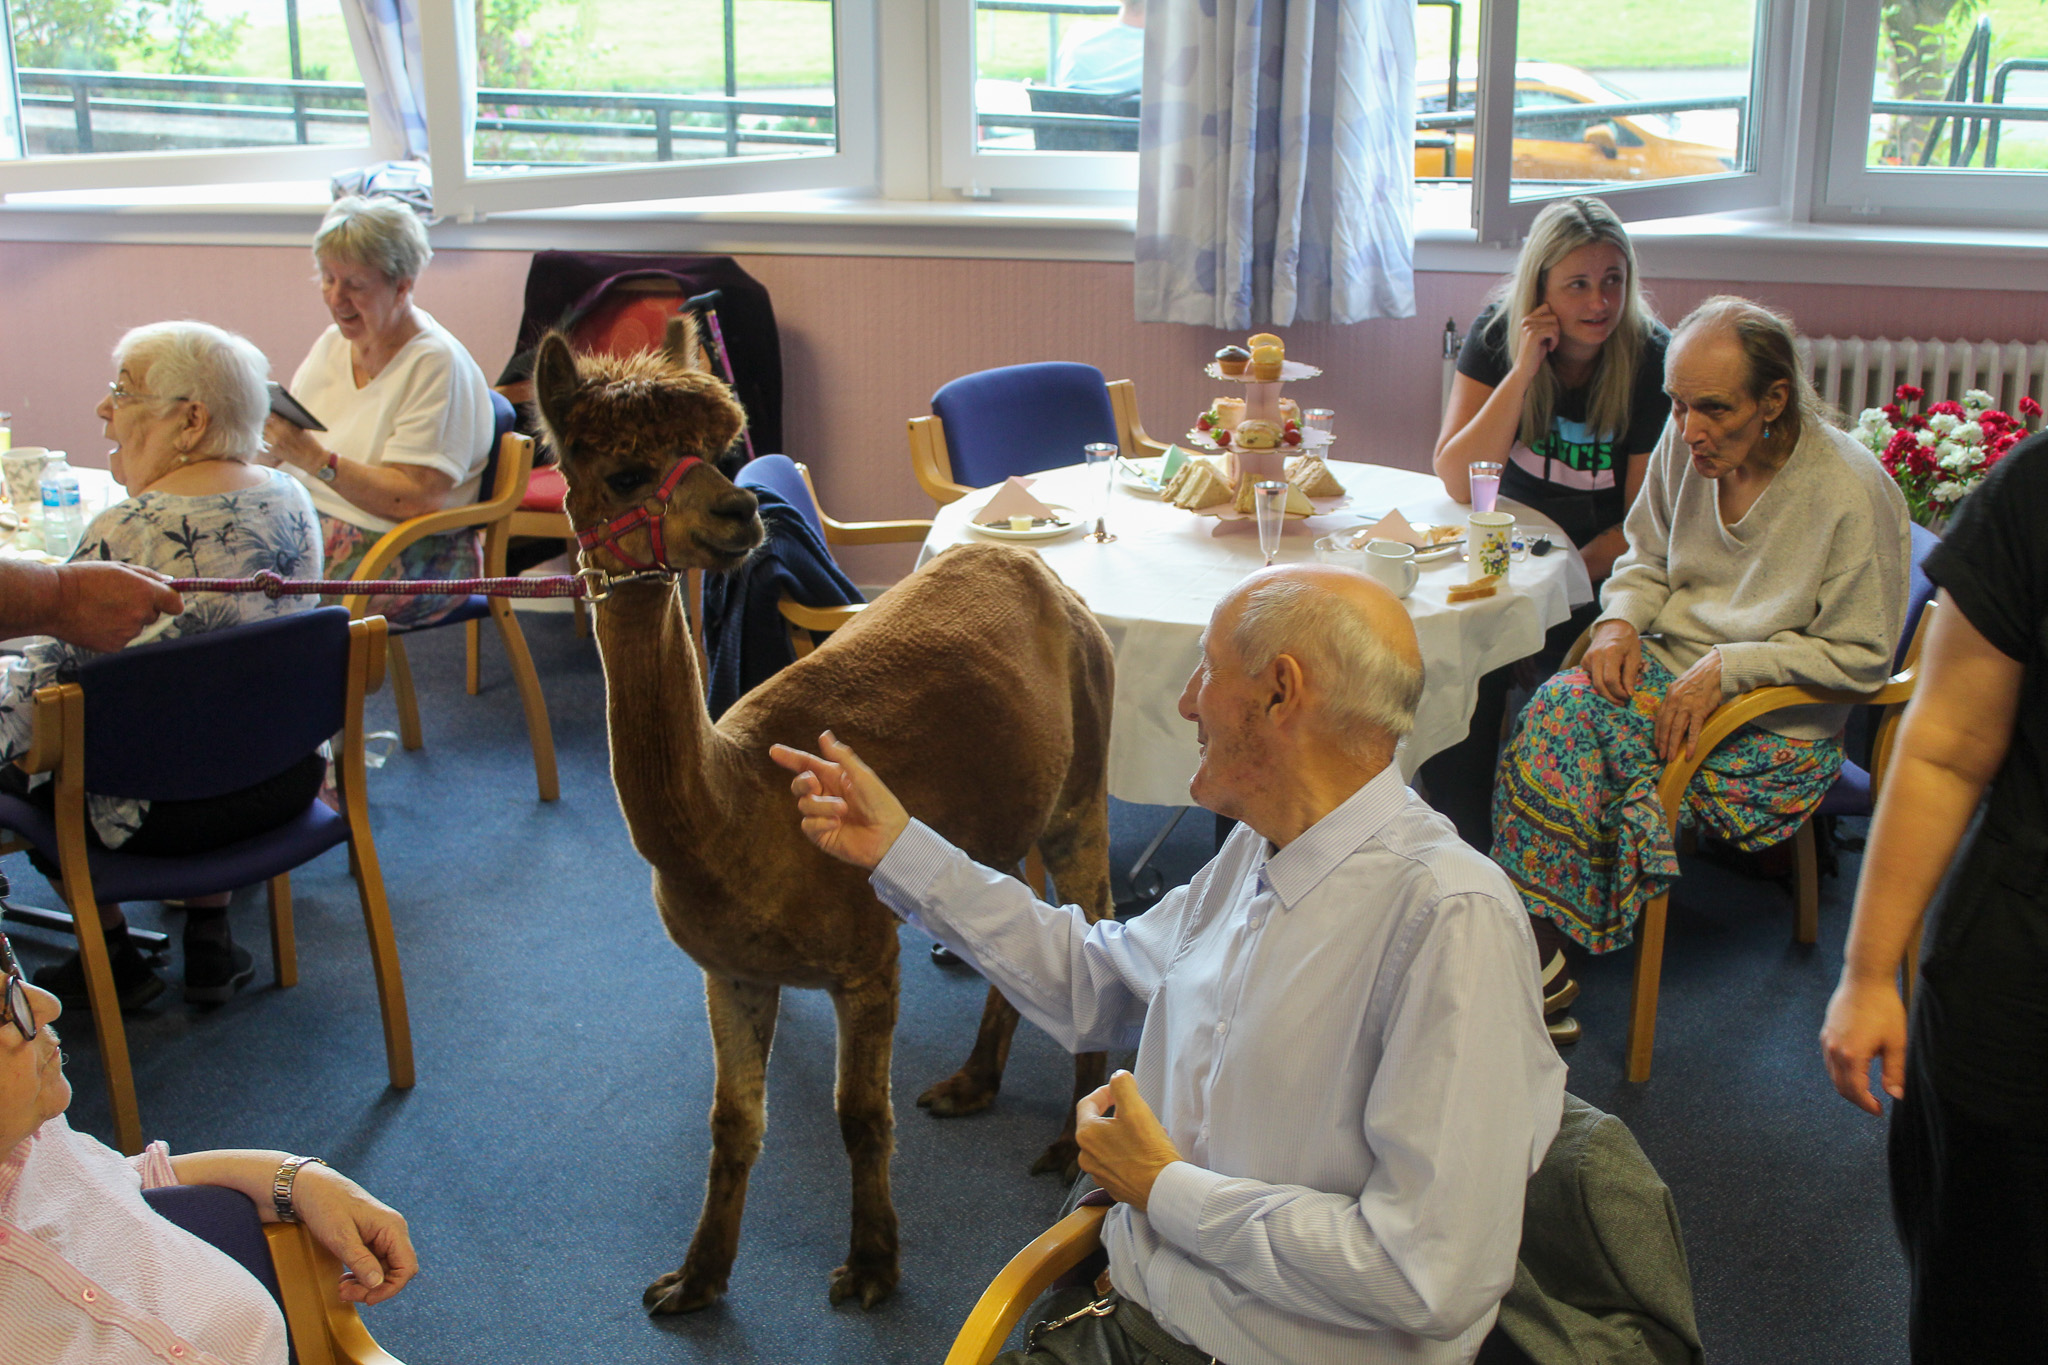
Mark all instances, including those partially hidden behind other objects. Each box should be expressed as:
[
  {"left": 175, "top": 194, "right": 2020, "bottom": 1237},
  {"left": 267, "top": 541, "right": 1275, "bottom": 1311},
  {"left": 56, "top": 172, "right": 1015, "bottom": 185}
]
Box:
[{"left": 1363, "top": 538, "right": 1418, "bottom": 599}]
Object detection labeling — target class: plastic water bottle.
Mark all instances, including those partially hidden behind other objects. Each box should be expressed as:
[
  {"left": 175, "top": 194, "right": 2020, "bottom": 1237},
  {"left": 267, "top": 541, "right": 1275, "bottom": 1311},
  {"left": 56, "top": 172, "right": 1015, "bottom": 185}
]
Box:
[{"left": 38, "top": 457, "right": 83, "bottom": 560}]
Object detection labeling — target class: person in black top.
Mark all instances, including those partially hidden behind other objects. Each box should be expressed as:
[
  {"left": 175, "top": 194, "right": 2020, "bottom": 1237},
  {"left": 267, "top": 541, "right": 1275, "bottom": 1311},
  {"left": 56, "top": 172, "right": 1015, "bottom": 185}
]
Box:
[
  {"left": 1419, "top": 200, "right": 1668, "bottom": 913},
  {"left": 1435, "top": 196, "right": 1671, "bottom": 571},
  {"left": 1822, "top": 433, "right": 2048, "bottom": 1360}
]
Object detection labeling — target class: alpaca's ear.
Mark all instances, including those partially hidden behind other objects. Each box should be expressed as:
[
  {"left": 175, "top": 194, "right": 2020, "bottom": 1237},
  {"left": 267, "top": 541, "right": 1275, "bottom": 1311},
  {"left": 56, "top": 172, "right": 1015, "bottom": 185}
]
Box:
[
  {"left": 533, "top": 332, "right": 579, "bottom": 459},
  {"left": 684, "top": 381, "right": 746, "bottom": 459},
  {"left": 663, "top": 312, "right": 702, "bottom": 371}
]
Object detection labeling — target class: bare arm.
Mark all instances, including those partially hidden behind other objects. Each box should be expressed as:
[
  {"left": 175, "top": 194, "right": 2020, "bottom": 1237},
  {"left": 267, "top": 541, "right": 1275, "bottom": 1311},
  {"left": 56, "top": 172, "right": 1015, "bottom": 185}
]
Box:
[
  {"left": 169, "top": 1150, "right": 417, "bottom": 1305},
  {"left": 263, "top": 415, "right": 457, "bottom": 523},
  {"left": 1433, "top": 307, "right": 1559, "bottom": 502},
  {"left": 0, "top": 560, "right": 183, "bottom": 651},
  {"left": 1820, "top": 593, "right": 2023, "bottom": 1115}
]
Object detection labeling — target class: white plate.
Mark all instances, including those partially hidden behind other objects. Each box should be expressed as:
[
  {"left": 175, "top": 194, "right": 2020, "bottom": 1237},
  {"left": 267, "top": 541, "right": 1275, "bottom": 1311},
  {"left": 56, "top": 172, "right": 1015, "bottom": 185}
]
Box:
[
  {"left": 1204, "top": 360, "right": 1323, "bottom": 382},
  {"left": 1117, "top": 457, "right": 1167, "bottom": 496},
  {"left": 967, "top": 504, "right": 1081, "bottom": 541},
  {"left": 1415, "top": 542, "right": 1463, "bottom": 564}
]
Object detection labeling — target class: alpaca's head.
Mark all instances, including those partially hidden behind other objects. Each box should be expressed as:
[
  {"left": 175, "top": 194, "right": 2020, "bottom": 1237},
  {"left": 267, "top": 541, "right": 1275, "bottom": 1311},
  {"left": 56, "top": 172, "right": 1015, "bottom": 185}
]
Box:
[{"left": 534, "top": 314, "right": 763, "bottom": 574}]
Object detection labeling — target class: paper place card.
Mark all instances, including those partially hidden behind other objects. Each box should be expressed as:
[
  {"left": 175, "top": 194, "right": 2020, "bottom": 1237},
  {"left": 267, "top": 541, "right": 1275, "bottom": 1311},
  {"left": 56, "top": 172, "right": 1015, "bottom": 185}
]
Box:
[{"left": 979, "top": 476, "right": 1056, "bottom": 524}]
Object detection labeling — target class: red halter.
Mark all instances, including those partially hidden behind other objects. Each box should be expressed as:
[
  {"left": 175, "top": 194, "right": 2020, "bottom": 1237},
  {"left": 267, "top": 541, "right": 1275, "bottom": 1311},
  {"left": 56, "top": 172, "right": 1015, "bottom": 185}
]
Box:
[{"left": 572, "top": 454, "right": 703, "bottom": 571}]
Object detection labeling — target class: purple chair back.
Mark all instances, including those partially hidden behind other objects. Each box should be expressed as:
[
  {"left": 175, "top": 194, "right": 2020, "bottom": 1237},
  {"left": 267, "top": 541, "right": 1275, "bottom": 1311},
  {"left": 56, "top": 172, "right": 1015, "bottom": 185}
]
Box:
[
  {"left": 930, "top": 362, "right": 1119, "bottom": 488},
  {"left": 74, "top": 607, "right": 351, "bottom": 803},
  {"left": 140, "top": 1185, "right": 293, "bottom": 1360}
]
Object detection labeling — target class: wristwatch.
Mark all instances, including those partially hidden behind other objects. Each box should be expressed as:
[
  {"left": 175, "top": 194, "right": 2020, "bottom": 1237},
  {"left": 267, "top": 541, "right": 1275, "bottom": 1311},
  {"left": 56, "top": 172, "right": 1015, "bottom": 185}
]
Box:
[
  {"left": 272, "top": 1154, "right": 328, "bottom": 1222},
  {"left": 316, "top": 451, "right": 338, "bottom": 483}
]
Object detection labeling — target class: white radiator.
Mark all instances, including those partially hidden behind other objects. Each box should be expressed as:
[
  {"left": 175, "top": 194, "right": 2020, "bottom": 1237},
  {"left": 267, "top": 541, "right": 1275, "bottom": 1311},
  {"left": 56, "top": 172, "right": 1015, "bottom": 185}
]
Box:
[{"left": 1800, "top": 335, "right": 2048, "bottom": 416}]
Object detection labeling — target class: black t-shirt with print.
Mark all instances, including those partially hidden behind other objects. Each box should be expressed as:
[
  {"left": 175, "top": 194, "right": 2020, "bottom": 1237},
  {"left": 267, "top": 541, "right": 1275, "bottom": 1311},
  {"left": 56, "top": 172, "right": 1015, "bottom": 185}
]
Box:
[
  {"left": 1455, "top": 304, "right": 1671, "bottom": 545},
  {"left": 1916, "top": 433, "right": 2048, "bottom": 1123}
]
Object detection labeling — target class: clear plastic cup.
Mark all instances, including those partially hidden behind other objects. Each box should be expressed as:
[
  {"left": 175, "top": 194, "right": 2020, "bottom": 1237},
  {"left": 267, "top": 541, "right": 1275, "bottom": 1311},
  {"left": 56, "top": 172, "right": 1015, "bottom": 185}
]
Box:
[{"left": 1469, "top": 461, "right": 1503, "bottom": 515}]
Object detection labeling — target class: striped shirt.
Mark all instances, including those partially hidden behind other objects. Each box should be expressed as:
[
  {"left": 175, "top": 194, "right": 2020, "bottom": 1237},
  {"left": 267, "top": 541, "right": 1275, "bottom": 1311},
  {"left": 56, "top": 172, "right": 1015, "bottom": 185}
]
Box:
[
  {"left": 0, "top": 1117, "right": 287, "bottom": 1365},
  {"left": 875, "top": 764, "right": 1566, "bottom": 1365}
]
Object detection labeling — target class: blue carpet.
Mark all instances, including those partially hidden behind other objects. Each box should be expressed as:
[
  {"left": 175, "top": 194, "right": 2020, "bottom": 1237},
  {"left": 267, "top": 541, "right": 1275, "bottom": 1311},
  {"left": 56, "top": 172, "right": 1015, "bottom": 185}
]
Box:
[{"left": 8, "top": 612, "right": 1907, "bottom": 1363}]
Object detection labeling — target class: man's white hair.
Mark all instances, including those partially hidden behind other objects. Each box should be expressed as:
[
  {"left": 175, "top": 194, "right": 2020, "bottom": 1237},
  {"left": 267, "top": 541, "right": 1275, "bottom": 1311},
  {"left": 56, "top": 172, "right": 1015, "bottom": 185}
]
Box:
[
  {"left": 1230, "top": 576, "right": 1423, "bottom": 745},
  {"left": 113, "top": 321, "right": 270, "bottom": 460}
]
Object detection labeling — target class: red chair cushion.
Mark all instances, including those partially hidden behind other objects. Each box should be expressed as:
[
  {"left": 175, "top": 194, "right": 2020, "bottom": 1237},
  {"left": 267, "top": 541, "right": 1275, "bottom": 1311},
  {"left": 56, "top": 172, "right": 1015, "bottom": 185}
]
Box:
[
  {"left": 571, "top": 292, "right": 683, "bottom": 359},
  {"left": 521, "top": 465, "right": 568, "bottom": 513}
]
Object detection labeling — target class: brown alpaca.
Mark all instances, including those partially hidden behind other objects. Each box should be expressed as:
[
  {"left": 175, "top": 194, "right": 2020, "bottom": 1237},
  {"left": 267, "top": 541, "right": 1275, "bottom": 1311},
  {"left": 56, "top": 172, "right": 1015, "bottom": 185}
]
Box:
[{"left": 533, "top": 319, "right": 1115, "bottom": 1313}]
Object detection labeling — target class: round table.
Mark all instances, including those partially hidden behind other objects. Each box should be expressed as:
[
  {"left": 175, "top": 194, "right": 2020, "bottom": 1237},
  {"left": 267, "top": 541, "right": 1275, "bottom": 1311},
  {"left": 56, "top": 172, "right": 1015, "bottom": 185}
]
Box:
[{"left": 919, "top": 459, "right": 1595, "bottom": 807}]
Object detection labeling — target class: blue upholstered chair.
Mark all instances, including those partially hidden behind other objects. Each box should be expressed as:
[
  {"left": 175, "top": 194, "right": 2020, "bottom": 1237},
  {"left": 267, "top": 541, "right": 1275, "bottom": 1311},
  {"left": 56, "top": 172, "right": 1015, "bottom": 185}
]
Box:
[
  {"left": 144, "top": 1184, "right": 407, "bottom": 1364},
  {"left": 0, "top": 607, "right": 410, "bottom": 1153},
  {"left": 731, "top": 454, "right": 928, "bottom": 654},
  {"left": 907, "top": 363, "right": 1166, "bottom": 507},
  {"left": 341, "top": 390, "right": 559, "bottom": 801}
]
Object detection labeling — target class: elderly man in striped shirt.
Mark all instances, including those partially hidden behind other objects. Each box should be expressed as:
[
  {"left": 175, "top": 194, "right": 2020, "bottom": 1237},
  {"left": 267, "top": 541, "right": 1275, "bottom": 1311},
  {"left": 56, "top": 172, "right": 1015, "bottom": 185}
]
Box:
[{"left": 773, "top": 563, "right": 1565, "bottom": 1365}]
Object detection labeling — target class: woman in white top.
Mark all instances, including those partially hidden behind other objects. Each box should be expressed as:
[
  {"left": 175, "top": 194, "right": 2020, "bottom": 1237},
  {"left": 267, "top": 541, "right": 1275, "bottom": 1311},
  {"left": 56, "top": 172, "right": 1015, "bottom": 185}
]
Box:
[{"left": 262, "top": 196, "right": 493, "bottom": 628}]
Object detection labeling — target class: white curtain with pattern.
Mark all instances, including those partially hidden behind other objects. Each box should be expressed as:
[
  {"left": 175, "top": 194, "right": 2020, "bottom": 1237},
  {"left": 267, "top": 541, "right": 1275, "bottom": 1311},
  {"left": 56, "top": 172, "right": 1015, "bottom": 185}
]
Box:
[{"left": 1136, "top": 0, "right": 1417, "bottom": 327}]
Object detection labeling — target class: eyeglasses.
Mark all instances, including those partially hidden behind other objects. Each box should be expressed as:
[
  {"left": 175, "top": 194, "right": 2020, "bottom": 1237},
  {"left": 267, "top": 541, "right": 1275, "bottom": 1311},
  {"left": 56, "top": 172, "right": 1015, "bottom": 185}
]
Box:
[
  {"left": 106, "top": 381, "right": 186, "bottom": 408},
  {"left": 1, "top": 935, "right": 35, "bottom": 1043}
]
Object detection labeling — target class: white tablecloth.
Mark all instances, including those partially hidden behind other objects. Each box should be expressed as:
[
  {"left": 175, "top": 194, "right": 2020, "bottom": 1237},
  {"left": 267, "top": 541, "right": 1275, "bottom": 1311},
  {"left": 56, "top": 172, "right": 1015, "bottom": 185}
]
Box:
[{"left": 920, "top": 460, "right": 1594, "bottom": 807}]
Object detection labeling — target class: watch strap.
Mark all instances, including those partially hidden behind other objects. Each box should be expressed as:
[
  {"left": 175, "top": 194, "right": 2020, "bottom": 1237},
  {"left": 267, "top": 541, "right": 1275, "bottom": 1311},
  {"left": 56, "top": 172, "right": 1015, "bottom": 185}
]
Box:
[{"left": 272, "top": 1154, "right": 327, "bottom": 1223}]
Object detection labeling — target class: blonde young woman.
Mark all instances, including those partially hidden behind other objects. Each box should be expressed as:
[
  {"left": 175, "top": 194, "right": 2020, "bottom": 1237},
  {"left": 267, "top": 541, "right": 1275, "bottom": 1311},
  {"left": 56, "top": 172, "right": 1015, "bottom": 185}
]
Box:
[{"left": 1420, "top": 197, "right": 1671, "bottom": 859}]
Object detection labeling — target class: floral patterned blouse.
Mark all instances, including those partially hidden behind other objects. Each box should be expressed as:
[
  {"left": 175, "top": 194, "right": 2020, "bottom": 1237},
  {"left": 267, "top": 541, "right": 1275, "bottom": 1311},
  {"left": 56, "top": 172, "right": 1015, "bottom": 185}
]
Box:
[{"left": 0, "top": 468, "right": 323, "bottom": 846}]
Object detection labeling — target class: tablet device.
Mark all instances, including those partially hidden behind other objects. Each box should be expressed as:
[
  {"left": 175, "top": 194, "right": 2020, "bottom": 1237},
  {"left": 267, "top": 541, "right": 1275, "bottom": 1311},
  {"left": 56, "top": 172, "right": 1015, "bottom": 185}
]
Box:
[{"left": 268, "top": 381, "right": 326, "bottom": 432}]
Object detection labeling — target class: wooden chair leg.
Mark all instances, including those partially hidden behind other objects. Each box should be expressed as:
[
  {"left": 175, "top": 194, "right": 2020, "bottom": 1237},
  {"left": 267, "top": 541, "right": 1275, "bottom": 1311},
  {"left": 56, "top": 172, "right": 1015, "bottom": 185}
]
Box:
[
  {"left": 465, "top": 619, "right": 482, "bottom": 697},
  {"left": 1793, "top": 819, "right": 1820, "bottom": 946},
  {"left": 386, "top": 637, "right": 423, "bottom": 751},
  {"left": 69, "top": 894, "right": 143, "bottom": 1153},
  {"left": 346, "top": 828, "right": 414, "bottom": 1090},
  {"left": 267, "top": 873, "right": 297, "bottom": 989},
  {"left": 573, "top": 597, "right": 590, "bottom": 638},
  {"left": 490, "top": 598, "right": 559, "bottom": 802},
  {"left": 1626, "top": 890, "right": 1671, "bottom": 1084}
]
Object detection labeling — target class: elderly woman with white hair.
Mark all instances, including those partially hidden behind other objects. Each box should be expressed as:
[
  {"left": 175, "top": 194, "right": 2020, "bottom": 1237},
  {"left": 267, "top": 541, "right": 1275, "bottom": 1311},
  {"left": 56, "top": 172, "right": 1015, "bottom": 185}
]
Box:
[
  {"left": 262, "top": 195, "right": 493, "bottom": 628},
  {"left": 0, "top": 322, "right": 323, "bottom": 1011}
]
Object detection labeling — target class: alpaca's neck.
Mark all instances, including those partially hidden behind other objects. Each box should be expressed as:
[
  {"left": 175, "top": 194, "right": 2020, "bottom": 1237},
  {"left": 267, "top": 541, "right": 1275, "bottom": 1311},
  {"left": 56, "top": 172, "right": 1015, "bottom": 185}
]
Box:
[{"left": 591, "top": 578, "right": 748, "bottom": 868}]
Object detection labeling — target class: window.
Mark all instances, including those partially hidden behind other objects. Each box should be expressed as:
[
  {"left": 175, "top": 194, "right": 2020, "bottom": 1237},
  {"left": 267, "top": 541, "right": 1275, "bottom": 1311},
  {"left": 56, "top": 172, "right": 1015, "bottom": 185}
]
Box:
[
  {"left": 940, "top": 0, "right": 1137, "bottom": 195},
  {"left": 1821, "top": 0, "right": 2048, "bottom": 226},
  {"left": 0, "top": 0, "right": 372, "bottom": 190}
]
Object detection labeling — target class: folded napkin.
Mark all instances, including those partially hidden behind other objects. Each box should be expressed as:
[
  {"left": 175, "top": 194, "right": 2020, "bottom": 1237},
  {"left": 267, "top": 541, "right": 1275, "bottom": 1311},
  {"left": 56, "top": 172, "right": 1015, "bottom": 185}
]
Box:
[
  {"left": 979, "top": 476, "right": 1057, "bottom": 525},
  {"left": 1354, "top": 508, "right": 1458, "bottom": 547}
]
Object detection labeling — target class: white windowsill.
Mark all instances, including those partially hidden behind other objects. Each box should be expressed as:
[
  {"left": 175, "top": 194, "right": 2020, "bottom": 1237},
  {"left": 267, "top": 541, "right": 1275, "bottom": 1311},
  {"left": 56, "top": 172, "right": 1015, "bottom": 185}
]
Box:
[{"left": 2, "top": 181, "right": 2046, "bottom": 291}]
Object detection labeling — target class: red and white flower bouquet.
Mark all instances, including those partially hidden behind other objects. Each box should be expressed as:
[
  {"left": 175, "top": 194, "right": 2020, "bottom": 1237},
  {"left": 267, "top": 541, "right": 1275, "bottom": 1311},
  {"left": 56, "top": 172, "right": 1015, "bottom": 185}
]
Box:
[{"left": 1853, "top": 383, "right": 2040, "bottom": 527}]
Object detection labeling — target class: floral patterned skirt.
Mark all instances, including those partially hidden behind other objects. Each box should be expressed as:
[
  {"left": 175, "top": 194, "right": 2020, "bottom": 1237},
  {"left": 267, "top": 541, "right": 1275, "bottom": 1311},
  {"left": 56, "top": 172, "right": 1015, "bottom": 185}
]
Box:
[
  {"left": 1490, "top": 655, "right": 1843, "bottom": 954},
  {"left": 322, "top": 516, "right": 482, "bottom": 631}
]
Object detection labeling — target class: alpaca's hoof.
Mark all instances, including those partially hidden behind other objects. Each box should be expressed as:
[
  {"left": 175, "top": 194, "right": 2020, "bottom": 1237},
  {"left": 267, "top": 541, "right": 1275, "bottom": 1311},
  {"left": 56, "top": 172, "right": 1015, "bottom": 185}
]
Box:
[
  {"left": 1030, "top": 1136, "right": 1082, "bottom": 1181},
  {"left": 828, "top": 1255, "right": 899, "bottom": 1309},
  {"left": 643, "top": 1267, "right": 726, "bottom": 1315},
  {"left": 916, "top": 1070, "right": 999, "bottom": 1117}
]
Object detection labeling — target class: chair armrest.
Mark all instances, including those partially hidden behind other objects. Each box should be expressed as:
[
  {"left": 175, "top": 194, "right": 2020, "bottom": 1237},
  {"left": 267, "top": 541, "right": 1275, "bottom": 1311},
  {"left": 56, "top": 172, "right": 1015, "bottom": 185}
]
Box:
[
  {"left": 264, "top": 1222, "right": 407, "bottom": 1365},
  {"left": 909, "top": 415, "right": 975, "bottom": 507},
  {"left": 778, "top": 600, "right": 864, "bottom": 634},
  {"left": 1108, "top": 378, "right": 1170, "bottom": 458},
  {"left": 20, "top": 684, "right": 75, "bottom": 776},
  {"left": 944, "top": 1204, "right": 1108, "bottom": 1365},
  {"left": 823, "top": 518, "right": 932, "bottom": 546}
]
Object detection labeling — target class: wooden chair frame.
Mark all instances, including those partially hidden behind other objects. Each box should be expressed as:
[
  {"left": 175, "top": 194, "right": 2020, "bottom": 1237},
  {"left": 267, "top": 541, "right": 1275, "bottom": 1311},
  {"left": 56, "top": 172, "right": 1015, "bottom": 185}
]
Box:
[
  {"left": 1, "top": 617, "right": 410, "bottom": 1154},
  {"left": 340, "top": 430, "right": 560, "bottom": 802},
  {"left": 1561, "top": 602, "right": 1938, "bottom": 1082},
  {"left": 945, "top": 1203, "right": 1107, "bottom": 1365},
  {"left": 771, "top": 460, "right": 929, "bottom": 657},
  {"left": 265, "top": 1219, "right": 407, "bottom": 1365},
  {"left": 909, "top": 377, "right": 1168, "bottom": 508}
]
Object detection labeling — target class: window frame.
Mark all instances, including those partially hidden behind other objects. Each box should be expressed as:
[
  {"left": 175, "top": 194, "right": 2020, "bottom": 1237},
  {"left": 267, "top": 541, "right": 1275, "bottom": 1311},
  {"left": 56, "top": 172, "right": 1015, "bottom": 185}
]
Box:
[
  {"left": 1471, "top": 0, "right": 1797, "bottom": 243},
  {"left": 935, "top": 0, "right": 1137, "bottom": 197},
  {"left": 1816, "top": 1, "right": 2048, "bottom": 228}
]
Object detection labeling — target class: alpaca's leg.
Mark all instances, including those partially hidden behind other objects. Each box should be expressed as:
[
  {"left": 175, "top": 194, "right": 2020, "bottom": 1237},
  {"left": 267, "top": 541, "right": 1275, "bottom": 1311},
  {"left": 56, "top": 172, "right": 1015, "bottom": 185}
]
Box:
[
  {"left": 1035, "top": 779, "right": 1115, "bottom": 1179},
  {"left": 828, "top": 971, "right": 900, "bottom": 1309},
  {"left": 644, "top": 973, "right": 779, "bottom": 1315},
  {"left": 917, "top": 846, "right": 1048, "bottom": 1120}
]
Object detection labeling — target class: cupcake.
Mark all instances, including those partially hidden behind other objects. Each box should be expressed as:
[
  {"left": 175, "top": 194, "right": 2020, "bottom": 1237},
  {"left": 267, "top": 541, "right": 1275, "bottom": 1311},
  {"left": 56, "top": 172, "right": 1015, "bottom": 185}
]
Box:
[
  {"left": 1215, "top": 345, "right": 1251, "bottom": 377},
  {"left": 1250, "top": 344, "right": 1284, "bottom": 382}
]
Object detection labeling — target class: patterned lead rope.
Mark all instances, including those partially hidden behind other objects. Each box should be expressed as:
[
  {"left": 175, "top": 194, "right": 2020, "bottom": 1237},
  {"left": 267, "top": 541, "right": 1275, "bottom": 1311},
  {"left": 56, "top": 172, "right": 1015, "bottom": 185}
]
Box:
[{"left": 164, "top": 567, "right": 675, "bottom": 601}]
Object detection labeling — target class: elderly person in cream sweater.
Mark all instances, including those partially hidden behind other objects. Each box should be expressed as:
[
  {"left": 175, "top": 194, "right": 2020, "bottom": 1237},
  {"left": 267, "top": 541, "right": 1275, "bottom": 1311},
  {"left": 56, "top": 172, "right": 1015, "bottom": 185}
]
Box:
[{"left": 1491, "top": 296, "right": 1910, "bottom": 1042}]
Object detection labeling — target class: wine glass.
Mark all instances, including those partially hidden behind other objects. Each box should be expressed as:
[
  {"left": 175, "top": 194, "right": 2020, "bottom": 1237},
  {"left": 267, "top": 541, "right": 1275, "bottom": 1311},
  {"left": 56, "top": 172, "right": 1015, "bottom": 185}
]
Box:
[
  {"left": 1253, "top": 480, "right": 1288, "bottom": 566},
  {"left": 1083, "top": 442, "right": 1119, "bottom": 544}
]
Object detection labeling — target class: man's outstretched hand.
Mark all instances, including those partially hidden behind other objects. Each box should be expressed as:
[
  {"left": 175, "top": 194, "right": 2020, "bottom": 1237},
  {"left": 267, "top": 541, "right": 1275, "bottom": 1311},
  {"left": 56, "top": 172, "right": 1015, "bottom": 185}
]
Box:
[
  {"left": 1076, "top": 1071, "right": 1183, "bottom": 1212},
  {"left": 0, "top": 561, "right": 183, "bottom": 652},
  {"left": 769, "top": 731, "right": 911, "bottom": 870}
]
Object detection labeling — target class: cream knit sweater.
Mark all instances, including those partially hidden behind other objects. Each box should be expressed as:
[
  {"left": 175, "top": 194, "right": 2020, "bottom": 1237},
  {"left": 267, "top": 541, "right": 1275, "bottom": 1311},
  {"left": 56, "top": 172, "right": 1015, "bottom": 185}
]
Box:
[{"left": 1596, "top": 418, "right": 1911, "bottom": 741}]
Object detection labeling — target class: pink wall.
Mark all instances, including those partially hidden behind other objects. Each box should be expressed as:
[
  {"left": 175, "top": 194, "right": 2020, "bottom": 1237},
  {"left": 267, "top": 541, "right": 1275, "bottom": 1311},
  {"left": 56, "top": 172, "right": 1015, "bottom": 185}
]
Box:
[{"left": 3, "top": 241, "right": 2039, "bottom": 583}]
